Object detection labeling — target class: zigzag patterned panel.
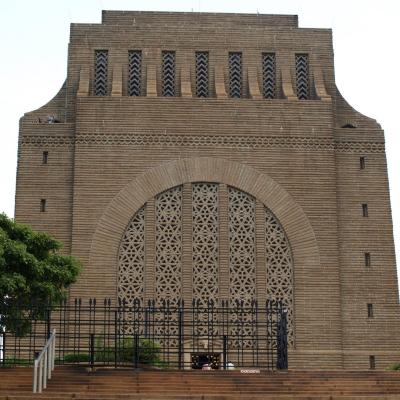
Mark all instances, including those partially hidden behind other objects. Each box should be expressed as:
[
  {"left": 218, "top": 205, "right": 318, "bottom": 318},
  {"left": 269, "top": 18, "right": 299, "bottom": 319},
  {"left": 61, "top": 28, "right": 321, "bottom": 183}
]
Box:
[
  {"left": 117, "top": 207, "right": 145, "bottom": 306},
  {"left": 128, "top": 50, "right": 142, "bottom": 96},
  {"left": 229, "top": 52, "right": 242, "bottom": 98},
  {"left": 195, "top": 52, "right": 209, "bottom": 97},
  {"left": 162, "top": 51, "right": 176, "bottom": 97},
  {"left": 295, "top": 54, "right": 309, "bottom": 100},
  {"left": 94, "top": 50, "right": 108, "bottom": 96},
  {"left": 262, "top": 53, "right": 276, "bottom": 99}
]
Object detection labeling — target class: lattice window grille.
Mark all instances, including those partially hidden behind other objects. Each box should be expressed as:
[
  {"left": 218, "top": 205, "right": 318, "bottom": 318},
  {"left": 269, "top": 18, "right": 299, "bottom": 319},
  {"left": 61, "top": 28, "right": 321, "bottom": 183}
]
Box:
[
  {"left": 195, "top": 52, "right": 209, "bottom": 98},
  {"left": 228, "top": 187, "right": 256, "bottom": 348},
  {"left": 262, "top": 53, "right": 276, "bottom": 99},
  {"left": 295, "top": 54, "right": 309, "bottom": 100},
  {"left": 155, "top": 186, "right": 182, "bottom": 347},
  {"left": 162, "top": 51, "right": 176, "bottom": 97},
  {"left": 155, "top": 186, "right": 182, "bottom": 305},
  {"left": 229, "top": 52, "right": 242, "bottom": 98},
  {"left": 116, "top": 184, "right": 294, "bottom": 346},
  {"left": 192, "top": 183, "right": 219, "bottom": 336},
  {"left": 128, "top": 50, "right": 142, "bottom": 96},
  {"left": 94, "top": 50, "right": 108, "bottom": 96},
  {"left": 117, "top": 207, "right": 145, "bottom": 307},
  {"left": 265, "top": 208, "right": 294, "bottom": 346}
]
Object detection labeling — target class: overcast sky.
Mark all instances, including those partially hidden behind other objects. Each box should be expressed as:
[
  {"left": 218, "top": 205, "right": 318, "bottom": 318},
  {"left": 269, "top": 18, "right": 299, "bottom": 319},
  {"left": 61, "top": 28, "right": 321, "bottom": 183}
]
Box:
[{"left": 1, "top": 0, "right": 399, "bottom": 287}]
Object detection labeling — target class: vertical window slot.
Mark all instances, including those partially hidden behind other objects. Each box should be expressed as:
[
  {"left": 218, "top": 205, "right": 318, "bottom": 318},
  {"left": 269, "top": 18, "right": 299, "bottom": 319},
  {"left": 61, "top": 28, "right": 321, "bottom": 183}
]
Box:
[
  {"left": 229, "top": 52, "right": 242, "bottom": 98},
  {"left": 367, "top": 303, "right": 374, "bottom": 318},
  {"left": 128, "top": 50, "right": 142, "bottom": 96},
  {"left": 94, "top": 50, "right": 108, "bottom": 96},
  {"left": 262, "top": 53, "right": 276, "bottom": 99},
  {"left": 195, "top": 52, "right": 209, "bottom": 98},
  {"left": 40, "top": 199, "right": 46, "bottom": 213},
  {"left": 162, "top": 51, "right": 176, "bottom": 97},
  {"left": 42, "top": 151, "right": 48, "bottom": 164},
  {"left": 295, "top": 54, "right": 309, "bottom": 100}
]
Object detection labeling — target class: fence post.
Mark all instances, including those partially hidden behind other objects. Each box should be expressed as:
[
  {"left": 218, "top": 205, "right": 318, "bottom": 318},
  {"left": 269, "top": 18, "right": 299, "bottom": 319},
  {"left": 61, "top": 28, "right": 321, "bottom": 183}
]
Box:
[
  {"left": 89, "top": 333, "right": 95, "bottom": 370},
  {"left": 1, "top": 332, "right": 5, "bottom": 367},
  {"left": 46, "top": 303, "right": 52, "bottom": 339},
  {"left": 178, "top": 308, "right": 183, "bottom": 369},
  {"left": 223, "top": 335, "right": 228, "bottom": 370},
  {"left": 38, "top": 359, "right": 43, "bottom": 393},
  {"left": 276, "top": 306, "right": 288, "bottom": 370},
  {"left": 114, "top": 310, "right": 118, "bottom": 368},
  {"left": 133, "top": 333, "right": 139, "bottom": 368}
]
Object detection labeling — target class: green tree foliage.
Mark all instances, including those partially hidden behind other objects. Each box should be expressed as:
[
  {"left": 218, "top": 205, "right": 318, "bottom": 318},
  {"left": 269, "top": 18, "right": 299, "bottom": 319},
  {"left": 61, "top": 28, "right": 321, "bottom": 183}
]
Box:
[{"left": 0, "top": 213, "right": 81, "bottom": 335}]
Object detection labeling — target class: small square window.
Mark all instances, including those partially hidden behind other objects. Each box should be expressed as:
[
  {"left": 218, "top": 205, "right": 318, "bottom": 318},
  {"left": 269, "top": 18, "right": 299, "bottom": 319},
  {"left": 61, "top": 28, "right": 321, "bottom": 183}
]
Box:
[
  {"left": 369, "top": 355, "right": 375, "bottom": 370},
  {"left": 364, "top": 252, "right": 371, "bottom": 267},
  {"left": 40, "top": 199, "right": 46, "bottom": 212},
  {"left": 367, "top": 303, "right": 374, "bottom": 318},
  {"left": 42, "top": 151, "right": 48, "bottom": 164},
  {"left": 360, "top": 156, "right": 366, "bottom": 170},
  {"left": 362, "top": 203, "right": 368, "bottom": 217}
]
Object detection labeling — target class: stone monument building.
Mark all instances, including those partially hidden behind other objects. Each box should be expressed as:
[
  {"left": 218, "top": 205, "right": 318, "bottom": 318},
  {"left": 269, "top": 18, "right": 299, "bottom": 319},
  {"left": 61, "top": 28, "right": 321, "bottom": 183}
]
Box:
[{"left": 15, "top": 11, "right": 400, "bottom": 369}]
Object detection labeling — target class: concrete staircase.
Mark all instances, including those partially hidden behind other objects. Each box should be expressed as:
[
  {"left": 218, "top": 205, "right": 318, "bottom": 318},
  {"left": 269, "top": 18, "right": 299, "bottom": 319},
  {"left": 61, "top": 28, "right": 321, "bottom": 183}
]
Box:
[{"left": 1, "top": 366, "right": 400, "bottom": 399}]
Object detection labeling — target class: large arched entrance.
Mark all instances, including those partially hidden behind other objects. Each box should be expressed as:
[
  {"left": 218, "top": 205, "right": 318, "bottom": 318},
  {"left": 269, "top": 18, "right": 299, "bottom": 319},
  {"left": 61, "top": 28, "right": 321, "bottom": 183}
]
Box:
[
  {"left": 87, "top": 157, "right": 321, "bottom": 357},
  {"left": 117, "top": 183, "right": 294, "bottom": 343}
]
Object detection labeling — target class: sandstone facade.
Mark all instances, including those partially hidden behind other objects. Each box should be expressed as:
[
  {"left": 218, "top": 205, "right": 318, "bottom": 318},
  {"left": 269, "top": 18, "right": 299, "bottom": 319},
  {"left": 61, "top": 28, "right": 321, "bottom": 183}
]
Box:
[{"left": 15, "top": 11, "right": 400, "bottom": 369}]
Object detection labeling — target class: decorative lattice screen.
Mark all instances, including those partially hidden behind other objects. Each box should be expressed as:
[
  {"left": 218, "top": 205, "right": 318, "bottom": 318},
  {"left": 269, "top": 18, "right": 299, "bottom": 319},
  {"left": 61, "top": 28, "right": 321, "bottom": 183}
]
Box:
[
  {"left": 228, "top": 187, "right": 256, "bottom": 304},
  {"left": 265, "top": 208, "right": 294, "bottom": 345},
  {"left": 155, "top": 186, "right": 182, "bottom": 305},
  {"left": 195, "top": 52, "right": 209, "bottom": 97},
  {"left": 94, "top": 50, "right": 108, "bottom": 96},
  {"left": 128, "top": 50, "right": 142, "bottom": 96},
  {"left": 295, "top": 54, "right": 309, "bottom": 100},
  {"left": 229, "top": 52, "right": 242, "bottom": 98},
  {"left": 262, "top": 53, "right": 276, "bottom": 99},
  {"left": 117, "top": 183, "right": 294, "bottom": 344},
  {"left": 162, "top": 51, "right": 176, "bottom": 97},
  {"left": 117, "top": 207, "right": 145, "bottom": 305},
  {"left": 192, "top": 183, "right": 219, "bottom": 305}
]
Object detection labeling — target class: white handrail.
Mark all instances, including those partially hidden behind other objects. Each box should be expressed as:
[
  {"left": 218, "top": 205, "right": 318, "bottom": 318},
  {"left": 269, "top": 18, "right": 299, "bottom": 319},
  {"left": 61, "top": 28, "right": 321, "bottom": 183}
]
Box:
[{"left": 33, "top": 329, "right": 56, "bottom": 393}]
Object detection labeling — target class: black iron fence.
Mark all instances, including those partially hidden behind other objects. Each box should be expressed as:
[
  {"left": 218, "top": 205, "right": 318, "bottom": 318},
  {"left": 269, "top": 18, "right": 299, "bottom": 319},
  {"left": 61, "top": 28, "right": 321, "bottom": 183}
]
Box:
[{"left": 0, "top": 299, "right": 288, "bottom": 370}]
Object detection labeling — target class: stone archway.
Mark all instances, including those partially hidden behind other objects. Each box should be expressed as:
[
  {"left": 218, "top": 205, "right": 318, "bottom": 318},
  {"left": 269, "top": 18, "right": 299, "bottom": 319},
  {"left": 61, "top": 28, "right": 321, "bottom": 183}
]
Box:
[{"left": 87, "top": 157, "right": 321, "bottom": 349}]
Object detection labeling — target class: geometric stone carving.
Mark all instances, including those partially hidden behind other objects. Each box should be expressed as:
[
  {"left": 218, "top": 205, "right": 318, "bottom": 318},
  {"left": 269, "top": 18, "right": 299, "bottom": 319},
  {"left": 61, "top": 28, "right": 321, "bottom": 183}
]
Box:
[
  {"left": 117, "top": 206, "right": 145, "bottom": 306},
  {"left": 192, "top": 183, "right": 219, "bottom": 306},
  {"left": 155, "top": 186, "right": 182, "bottom": 306},
  {"left": 228, "top": 187, "right": 256, "bottom": 305},
  {"left": 265, "top": 207, "right": 294, "bottom": 345},
  {"left": 21, "top": 135, "right": 386, "bottom": 155},
  {"left": 192, "top": 183, "right": 219, "bottom": 336},
  {"left": 228, "top": 187, "right": 257, "bottom": 348},
  {"left": 116, "top": 184, "right": 294, "bottom": 346}
]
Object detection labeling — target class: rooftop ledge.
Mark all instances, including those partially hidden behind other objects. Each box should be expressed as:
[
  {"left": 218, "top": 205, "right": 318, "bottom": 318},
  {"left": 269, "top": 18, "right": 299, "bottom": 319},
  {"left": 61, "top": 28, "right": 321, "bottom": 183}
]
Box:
[{"left": 100, "top": 10, "right": 299, "bottom": 28}]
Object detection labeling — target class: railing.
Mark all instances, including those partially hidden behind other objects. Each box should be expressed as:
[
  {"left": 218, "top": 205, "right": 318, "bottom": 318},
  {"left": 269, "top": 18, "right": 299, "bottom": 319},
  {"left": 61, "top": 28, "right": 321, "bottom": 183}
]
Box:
[
  {"left": 33, "top": 329, "right": 56, "bottom": 393},
  {"left": 1, "top": 299, "right": 288, "bottom": 371}
]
